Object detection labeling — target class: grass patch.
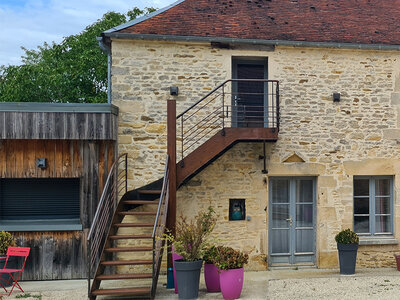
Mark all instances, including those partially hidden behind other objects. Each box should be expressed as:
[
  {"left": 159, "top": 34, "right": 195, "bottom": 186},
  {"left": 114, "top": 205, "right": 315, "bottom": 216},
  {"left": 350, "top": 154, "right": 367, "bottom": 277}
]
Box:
[{"left": 15, "top": 293, "right": 42, "bottom": 300}]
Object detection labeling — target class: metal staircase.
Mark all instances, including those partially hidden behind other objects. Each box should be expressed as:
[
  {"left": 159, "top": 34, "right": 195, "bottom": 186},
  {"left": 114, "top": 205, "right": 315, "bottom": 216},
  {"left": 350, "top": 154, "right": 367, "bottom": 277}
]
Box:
[
  {"left": 87, "top": 79, "right": 280, "bottom": 299},
  {"left": 87, "top": 155, "right": 169, "bottom": 299}
]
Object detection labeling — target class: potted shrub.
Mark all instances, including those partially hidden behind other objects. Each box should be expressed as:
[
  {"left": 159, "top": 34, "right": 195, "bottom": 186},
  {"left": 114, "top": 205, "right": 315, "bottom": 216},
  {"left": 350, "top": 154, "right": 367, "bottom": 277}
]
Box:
[
  {"left": 0, "top": 231, "right": 17, "bottom": 287},
  {"left": 335, "top": 228, "right": 359, "bottom": 275},
  {"left": 212, "top": 246, "right": 248, "bottom": 300},
  {"left": 203, "top": 245, "right": 220, "bottom": 292},
  {"left": 165, "top": 206, "right": 216, "bottom": 299}
]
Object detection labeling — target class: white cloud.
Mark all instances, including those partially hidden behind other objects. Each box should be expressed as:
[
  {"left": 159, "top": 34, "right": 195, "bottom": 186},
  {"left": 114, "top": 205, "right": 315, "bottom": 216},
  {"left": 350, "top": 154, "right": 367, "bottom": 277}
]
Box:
[{"left": 0, "top": 0, "right": 176, "bottom": 66}]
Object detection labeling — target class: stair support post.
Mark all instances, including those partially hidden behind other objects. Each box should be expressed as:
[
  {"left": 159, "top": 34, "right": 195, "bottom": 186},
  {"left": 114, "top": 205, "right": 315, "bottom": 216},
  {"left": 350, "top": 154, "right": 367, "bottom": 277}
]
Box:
[{"left": 167, "top": 100, "right": 177, "bottom": 269}]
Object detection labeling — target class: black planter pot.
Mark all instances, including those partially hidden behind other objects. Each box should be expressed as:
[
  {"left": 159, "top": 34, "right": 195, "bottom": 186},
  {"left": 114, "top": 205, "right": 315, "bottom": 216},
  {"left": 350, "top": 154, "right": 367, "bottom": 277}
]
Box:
[
  {"left": 0, "top": 255, "right": 16, "bottom": 287},
  {"left": 337, "top": 243, "right": 358, "bottom": 275},
  {"left": 175, "top": 259, "right": 203, "bottom": 299}
]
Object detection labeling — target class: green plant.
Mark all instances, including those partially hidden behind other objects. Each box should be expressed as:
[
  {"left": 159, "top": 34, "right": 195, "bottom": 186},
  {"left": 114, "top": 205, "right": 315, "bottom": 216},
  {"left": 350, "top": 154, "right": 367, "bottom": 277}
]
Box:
[
  {"left": 0, "top": 231, "right": 16, "bottom": 255},
  {"left": 164, "top": 206, "right": 217, "bottom": 261},
  {"left": 16, "top": 294, "right": 42, "bottom": 299},
  {"left": 211, "top": 246, "right": 249, "bottom": 270},
  {"left": 203, "top": 245, "right": 218, "bottom": 264},
  {"left": 335, "top": 228, "right": 359, "bottom": 244}
]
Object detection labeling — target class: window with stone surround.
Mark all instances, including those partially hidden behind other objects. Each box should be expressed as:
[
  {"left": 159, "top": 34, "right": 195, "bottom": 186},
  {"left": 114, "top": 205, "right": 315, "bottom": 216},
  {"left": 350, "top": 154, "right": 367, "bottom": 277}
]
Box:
[{"left": 353, "top": 176, "right": 393, "bottom": 235}]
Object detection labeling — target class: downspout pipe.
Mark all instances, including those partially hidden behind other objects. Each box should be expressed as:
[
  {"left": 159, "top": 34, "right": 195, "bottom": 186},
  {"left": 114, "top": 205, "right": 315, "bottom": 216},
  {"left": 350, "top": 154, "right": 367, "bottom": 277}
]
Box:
[{"left": 97, "top": 37, "right": 112, "bottom": 104}]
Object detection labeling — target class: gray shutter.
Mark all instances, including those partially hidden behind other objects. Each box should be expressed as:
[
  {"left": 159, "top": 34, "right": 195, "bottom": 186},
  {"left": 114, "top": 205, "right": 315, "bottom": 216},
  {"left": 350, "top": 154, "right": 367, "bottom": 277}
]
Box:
[{"left": 0, "top": 178, "right": 80, "bottom": 220}]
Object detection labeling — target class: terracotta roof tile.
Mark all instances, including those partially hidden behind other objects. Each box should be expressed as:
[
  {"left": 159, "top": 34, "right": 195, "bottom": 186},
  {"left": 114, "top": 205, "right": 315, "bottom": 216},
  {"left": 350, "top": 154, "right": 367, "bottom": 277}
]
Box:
[{"left": 117, "top": 0, "right": 400, "bottom": 45}]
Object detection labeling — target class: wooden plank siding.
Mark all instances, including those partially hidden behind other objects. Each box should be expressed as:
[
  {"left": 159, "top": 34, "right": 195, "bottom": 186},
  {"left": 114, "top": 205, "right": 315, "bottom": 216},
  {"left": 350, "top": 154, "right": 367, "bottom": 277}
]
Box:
[
  {"left": 14, "top": 231, "right": 87, "bottom": 280},
  {"left": 0, "top": 139, "right": 116, "bottom": 280},
  {"left": 0, "top": 111, "right": 118, "bottom": 140}
]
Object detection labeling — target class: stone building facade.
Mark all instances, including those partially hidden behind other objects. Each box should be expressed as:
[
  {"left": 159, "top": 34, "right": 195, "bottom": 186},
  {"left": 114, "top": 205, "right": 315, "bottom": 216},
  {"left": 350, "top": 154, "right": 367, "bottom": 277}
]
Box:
[{"left": 101, "top": 0, "right": 400, "bottom": 270}]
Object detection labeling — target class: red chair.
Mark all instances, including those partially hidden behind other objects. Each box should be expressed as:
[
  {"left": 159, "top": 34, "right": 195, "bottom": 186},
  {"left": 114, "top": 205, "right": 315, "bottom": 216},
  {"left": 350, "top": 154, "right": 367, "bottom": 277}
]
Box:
[{"left": 0, "top": 247, "right": 30, "bottom": 296}]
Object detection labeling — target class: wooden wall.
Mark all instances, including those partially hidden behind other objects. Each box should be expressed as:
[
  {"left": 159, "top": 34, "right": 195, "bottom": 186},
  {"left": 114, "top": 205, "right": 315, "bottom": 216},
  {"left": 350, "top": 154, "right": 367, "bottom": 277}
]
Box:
[
  {"left": 16, "top": 232, "right": 87, "bottom": 280},
  {"left": 0, "top": 110, "right": 118, "bottom": 140},
  {"left": 0, "top": 139, "right": 116, "bottom": 280}
]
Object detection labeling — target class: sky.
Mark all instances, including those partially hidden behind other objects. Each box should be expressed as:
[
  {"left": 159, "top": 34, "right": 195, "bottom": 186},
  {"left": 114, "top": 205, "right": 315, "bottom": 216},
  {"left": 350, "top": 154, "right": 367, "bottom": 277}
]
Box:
[{"left": 0, "top": 0, "right": 177, "bottom": 66}]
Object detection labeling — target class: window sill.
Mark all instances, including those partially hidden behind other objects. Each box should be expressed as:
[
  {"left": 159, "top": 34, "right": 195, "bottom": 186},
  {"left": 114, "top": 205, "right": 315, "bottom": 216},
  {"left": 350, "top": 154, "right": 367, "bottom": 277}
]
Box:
[
  {"left": 0, "top": 219, "right": 82, "bottom": 232},
  {"left": 359, "top": 236, "right": 398, "bottom": 245}
]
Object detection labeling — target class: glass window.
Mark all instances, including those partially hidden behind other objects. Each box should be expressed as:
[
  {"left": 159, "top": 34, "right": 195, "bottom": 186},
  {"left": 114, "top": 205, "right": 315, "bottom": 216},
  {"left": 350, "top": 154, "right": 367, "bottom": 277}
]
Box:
[{"left": 353, "top": 177, "right": 393, "bottom": 235}]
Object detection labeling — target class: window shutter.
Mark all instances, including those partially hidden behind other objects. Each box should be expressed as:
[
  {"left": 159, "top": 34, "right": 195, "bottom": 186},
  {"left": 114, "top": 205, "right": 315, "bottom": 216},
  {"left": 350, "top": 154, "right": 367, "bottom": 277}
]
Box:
[{"left": 0, "top": 178, "right": 80, "bottom": 220}]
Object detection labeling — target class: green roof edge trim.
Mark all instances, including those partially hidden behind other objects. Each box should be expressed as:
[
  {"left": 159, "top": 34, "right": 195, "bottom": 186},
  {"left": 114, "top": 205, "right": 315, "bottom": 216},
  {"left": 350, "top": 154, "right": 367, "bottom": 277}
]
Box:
[{"left": 0, "top": 102, "right": 119, "bottom": 115}]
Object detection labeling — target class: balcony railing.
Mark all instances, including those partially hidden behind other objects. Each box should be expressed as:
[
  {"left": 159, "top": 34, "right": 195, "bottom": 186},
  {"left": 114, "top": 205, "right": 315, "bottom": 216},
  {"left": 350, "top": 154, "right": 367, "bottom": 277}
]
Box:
[{"left": 176, "top": 79, "right": 279, "bottom": 161}]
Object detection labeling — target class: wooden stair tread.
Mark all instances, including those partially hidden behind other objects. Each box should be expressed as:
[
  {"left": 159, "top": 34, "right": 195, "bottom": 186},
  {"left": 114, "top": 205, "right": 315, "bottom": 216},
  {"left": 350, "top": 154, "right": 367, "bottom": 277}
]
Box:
[
  {"left": 138, "top": 190, "right": 161, "bottom": 194},
  {"left": 105, "top": 246, "right": 153, "bottom": 252},
  {"left": 122, "top": 200, "right": 159, "bottom": 205},
  {"left": 113, "top": 223, "right": 154, "bottom": 228},
  {"left": 118, "top": 211, "right": 157, "bottom": 216},
  {"left": 96, "top": 273, "right": 152, "bottom": 280},
  {"left": 91, "top": 287, "right": 151, "bottom": 296},
  {"left": 109, "top": 234, "right": 152, "bottom": 240},
  {"left": 101, "top": 259, "right": 152, "bottom": 266}
]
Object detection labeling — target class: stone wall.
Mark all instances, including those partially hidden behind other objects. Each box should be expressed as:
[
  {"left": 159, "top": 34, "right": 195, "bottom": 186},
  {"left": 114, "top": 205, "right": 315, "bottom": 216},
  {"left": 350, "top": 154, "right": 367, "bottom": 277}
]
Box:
[{"left": 112, "top": 38, "right": 400, "bottom": 269}]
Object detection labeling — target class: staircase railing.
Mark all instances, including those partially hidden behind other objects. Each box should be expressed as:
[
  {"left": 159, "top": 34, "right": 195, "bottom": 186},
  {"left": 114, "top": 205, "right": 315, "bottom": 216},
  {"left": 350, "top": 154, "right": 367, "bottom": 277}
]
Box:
[
  {"left": 151, "top": 155, "right": 170, "bottom": 299},
  {"left": 176, "top": 79, "right": 279, "bottom": 161},
  {"left": 87, "top": 153, "right": 128, "bottom": 295}
]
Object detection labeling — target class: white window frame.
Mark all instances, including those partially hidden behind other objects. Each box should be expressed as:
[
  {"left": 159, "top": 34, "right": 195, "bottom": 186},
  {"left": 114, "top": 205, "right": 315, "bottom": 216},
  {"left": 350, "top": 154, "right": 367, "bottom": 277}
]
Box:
[{"left": 353, "top": 176, "right": 393, "bottom": 236}]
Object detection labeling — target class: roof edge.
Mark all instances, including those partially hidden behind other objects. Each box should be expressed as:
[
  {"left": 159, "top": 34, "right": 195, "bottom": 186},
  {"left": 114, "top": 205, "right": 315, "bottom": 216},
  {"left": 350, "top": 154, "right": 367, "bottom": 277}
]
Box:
[
  {"left": 104, "top": 32, "right": 400, "bottom": 51},
  {"left": 0, "top": 102, "right": 119, "bottom": 115},
  {"left": 103, "top": 0, "right": 186, "bottom": 34}
]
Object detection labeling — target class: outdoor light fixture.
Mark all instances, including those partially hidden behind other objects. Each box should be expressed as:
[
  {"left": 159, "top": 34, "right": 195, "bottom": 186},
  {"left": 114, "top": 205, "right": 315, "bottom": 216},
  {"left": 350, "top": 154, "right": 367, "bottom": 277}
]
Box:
[
  {"left": 333, "top": 92, "right": 341, "bottom": 102},
  {"left": 36, "top": 158, "right": 47, "bottom": 169},
  {"left": 170, "top": 86, "right": 179, "bottom": 96}
]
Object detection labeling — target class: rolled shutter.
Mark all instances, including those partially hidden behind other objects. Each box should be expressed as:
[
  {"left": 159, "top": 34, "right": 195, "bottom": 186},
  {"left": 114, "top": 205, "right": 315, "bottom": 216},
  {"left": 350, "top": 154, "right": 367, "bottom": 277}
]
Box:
[{"left": 0, "top": 178, "right": 80, "bottom": 220}]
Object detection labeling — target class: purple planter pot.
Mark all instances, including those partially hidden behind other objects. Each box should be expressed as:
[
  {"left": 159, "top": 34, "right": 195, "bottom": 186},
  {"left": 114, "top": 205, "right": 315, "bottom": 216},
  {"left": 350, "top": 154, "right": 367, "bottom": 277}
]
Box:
[
  {"left": 219, "top": 268, "right": 244, "bottom": 300},
  {"left": 204, "top": 263, "right": 220, "bottom": 292},
  {"left": 172, "top": 247, "right": 183, "bottom": 294}
]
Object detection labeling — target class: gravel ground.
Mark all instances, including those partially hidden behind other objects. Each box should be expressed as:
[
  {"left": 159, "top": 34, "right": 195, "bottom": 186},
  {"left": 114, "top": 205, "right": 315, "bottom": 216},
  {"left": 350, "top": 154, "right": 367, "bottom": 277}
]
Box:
[
  {"left": 268, "top": 276, "right": 400, "bottom": 300},
  {"left": 2, "top": 268, "right": 400, "bottom": 299}
]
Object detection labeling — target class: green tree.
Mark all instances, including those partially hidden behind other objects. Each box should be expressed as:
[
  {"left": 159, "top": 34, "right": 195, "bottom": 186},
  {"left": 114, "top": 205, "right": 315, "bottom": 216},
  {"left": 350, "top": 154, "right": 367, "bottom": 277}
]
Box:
[{"left": 0, "top": 7, "right": 155, "bottom": 103}]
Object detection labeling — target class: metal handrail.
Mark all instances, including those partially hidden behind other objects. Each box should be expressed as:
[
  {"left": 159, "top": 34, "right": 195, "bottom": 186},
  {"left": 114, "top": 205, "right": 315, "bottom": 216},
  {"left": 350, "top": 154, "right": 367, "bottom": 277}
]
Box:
[
  {"left": 176, "top": 79, "right": 279, "bottom": 118},
  {"left": 176, "top": 79, "right": 280, "bottom": 161},
  {"left": 87, "top": 153, "right": 128, "bottom": 296},
  {"left": 151, "top": 155, "right": 170, "bottom": 299}
]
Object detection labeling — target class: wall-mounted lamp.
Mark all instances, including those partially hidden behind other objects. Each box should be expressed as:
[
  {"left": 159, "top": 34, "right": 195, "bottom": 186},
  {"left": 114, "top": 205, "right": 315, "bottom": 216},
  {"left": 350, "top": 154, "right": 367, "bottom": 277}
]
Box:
[
  {"left": 333, "top": 92, "right": 341, "bottom": 102},
  {"left": 170, "top": 86, "right": 179, "bottom": 96},
  {"left": 36, "top": 158, "right": 47, "bottom": 169}
]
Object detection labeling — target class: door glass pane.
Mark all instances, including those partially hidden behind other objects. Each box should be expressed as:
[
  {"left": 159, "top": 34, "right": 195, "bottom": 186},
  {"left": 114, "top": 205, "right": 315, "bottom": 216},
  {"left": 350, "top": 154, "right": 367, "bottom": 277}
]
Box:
[
  {"left": 295, "top": 229, "right": 313, "bottom": 253},
  {"left": 375, "top": 197, "right": 390, "bottom": 214},
  {"left": 354, "top": 216, "right": 369, "bottom": 233},
  {"left": 271, "top": 180, "right": 289, "bottom": 203},
  {"left": 354, "top": 197, "right": 369, "bottom": 214},
  {"left": 354, "top": 179, "right": 369, "bottom": 196},
  {"left": 375, "top": 179, "right": 390, "bottom": 196},
  {"left": 296, "top": 180, "right": 313, "bottom": 203},
  {"left": 375, "top": 216, "right": 391, "bottom": 233},
  {"left": 271, "top": 229, "right": 289, "bottom": 254},
  {"left": 272, "top": 204, "right": 289, "bottom": 228},
  {"left": 296, "top": 204, "right": 313, "bottom": 227}
]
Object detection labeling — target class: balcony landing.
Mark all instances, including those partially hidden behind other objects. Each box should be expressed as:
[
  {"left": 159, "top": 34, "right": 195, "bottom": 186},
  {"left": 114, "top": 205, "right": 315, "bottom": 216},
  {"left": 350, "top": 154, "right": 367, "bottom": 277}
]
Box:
[{"left": 177, "top": 127, "right": 278, "bottom": 187}]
